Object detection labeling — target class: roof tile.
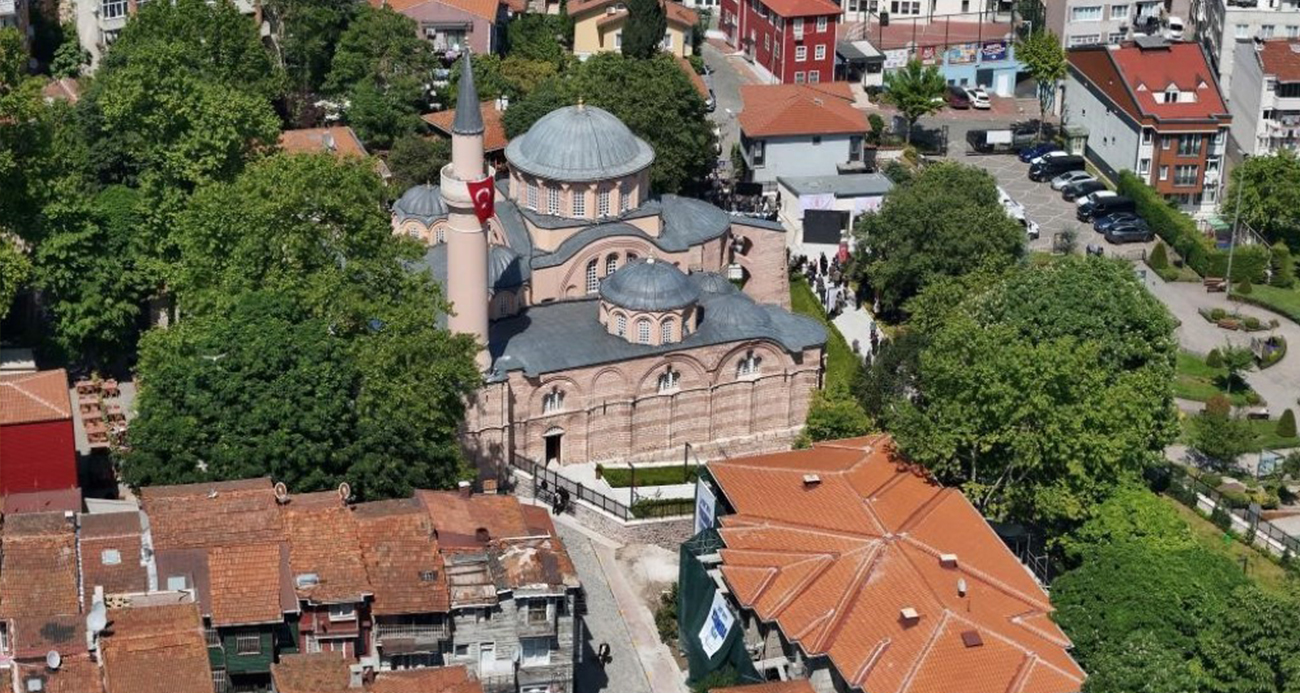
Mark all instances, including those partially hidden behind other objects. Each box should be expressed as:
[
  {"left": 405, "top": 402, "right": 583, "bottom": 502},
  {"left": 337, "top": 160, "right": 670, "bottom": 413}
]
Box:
[
  {"left": 282, "top": 496, "right": 373, "bottom": 604},
  {"left": 279, "top": 126, "right": 371, "bottom": 158},
  {"left": 1259, "top": 40, "right": 1300, "bottom": 82},
  {"left": 1069, "top": 43, "right": 1229, "bottom": 125},
  {"left": 0, "top": 369, "right": 70, "bottom": 425},
  {"left": 0, "top": 513, "right": 83, "bottom": 656},
  {"left": 140, "top": 479, "right": 285, "bottom": 550},
  {"left": 100, "top": 603, "right": 213, "bottom": 693},
  {"left": 79, "top": 512, "right": 149, "bottom": 610},
  {"left": 354, "top": 499, "right": 450, "bottom": 615},
  {"left": 739, "top": 83, "right": 863, "bottom": 138},
  {"left": 423, "top": 101, "right": 509, "bottom": 153},
  {"left": 207, "top": 543, "right": 288, "bottom": 626}
]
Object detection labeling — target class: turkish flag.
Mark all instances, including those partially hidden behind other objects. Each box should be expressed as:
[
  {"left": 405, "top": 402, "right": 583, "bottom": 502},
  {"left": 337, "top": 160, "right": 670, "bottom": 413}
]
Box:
[{"left": 466, "top": 176, "right": 495, "bottom": 224}]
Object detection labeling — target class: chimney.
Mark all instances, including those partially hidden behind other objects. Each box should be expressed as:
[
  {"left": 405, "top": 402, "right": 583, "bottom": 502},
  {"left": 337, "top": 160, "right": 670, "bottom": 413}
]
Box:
[
  {"left": 475, "top": 527, "right": 491, "bottom": 543},
  {"left": 939, "top": 553, "right": 958, "bottom": 568},
  {"left": 802, "top": 474, "right": 821, "bottom": 488},
  {"left": 482, "top": 478, "right": 499, "bottom": 494},
  {"left": 458, "top": 480, "right": 473, "bottom": 498},
  {"left": 501, "top": 94, "right": 509, "bottom": 111},
  {"left": 899, "top": 607, "right": 920, "bottom": 625}
]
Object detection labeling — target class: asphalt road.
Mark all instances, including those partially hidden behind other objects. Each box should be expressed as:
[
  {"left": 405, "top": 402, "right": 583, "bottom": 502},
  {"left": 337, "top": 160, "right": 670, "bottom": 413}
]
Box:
[{"left": 701, "top": 42, "right": 748, "bottom": 168}]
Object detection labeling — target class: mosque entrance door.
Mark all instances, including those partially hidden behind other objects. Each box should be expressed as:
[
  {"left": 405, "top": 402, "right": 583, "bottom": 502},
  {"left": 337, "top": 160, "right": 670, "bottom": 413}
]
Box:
[{"left": 544, "top": 428, "right": 563, "bottom": 465}]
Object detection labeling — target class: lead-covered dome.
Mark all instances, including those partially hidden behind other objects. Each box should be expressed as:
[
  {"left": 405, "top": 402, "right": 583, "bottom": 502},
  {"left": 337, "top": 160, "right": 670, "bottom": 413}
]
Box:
[
  {"left": 600, "top": 258, "right": 699, "bottom": 311},
  {"left": 703, "top": 293, "right": 772, "bottom": 330},
  {"left": 505, "top": 104, "right": 655, "bottom": 182},
  {"left": 393, "top": 184, "right": 448, "bottom": 222}
]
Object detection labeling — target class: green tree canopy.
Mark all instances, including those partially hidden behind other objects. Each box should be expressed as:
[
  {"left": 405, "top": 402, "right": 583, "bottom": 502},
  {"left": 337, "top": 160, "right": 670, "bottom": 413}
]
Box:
[
  {"left": 621, "top": 0, "right": 668, "bottom": 59},
  {"left": 800, "top": 386, "right": 873, "bottom": 445},
  {"left": 386, "top": 134, "right": 451, "bottom": 191},
  {"left": 505, "top": 13, "right": 571, "bottom": 67},
  {"left": 0, "top": 236, "right": 29, "bottom": 321},
  {"left": 502, "top": 76, "right": 571, "bottom": 137},
  {"left": 326, "top": 5, "right": 434, "bottom": 147},
  {"left": 852, "top": 162, "right": 1024, "bottom": 317},
  {"left": 1188, "top": 406, "right": 1256, "bottom": 467},
  {"left": 263, "top": 0, "right": 356, "bottom": 99},
  {"left": 1221, "top": 151, "right": 1300, "bottom": 250},
  {"left": 882, "top": 59, "right": 945, "bottom": 143},
  {"left": 1015, "top": 30, "right": 1066, "bottom": 137},
  {"left": 1058, "top": 485, "right": 1194, "bottom": 565}
]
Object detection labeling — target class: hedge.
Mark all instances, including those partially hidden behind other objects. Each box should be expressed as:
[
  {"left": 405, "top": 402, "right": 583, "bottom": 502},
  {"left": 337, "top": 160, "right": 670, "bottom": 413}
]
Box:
[{"left": 1116, "top": 171, "right": 1269, "bottom": 282}]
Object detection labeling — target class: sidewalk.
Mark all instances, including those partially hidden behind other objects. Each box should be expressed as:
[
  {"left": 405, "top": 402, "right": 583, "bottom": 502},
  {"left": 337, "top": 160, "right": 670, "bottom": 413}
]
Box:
[
  {"left": 552, "top": 462, "right": 696, "bottom": 504},
  {"left": 832, "top": 306, "right": 878, "bottom": 360}
]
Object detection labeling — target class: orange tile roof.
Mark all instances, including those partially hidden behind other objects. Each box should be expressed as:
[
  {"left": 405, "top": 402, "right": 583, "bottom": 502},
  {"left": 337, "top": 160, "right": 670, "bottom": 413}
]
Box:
[
  {"left": 713, "top": 683, "right": 816, "bottom": 693},
  {"left": 354, "top": 499, "right": 450, "bottom": 615},
  {"left": 676, "top": 55, "right": 710, "bottom": 98},
  {"left": 279, "top": 126, "right": 371, "bottom": 158},
  {"left": 282, "top": 495, "right": 373, "bottom": 604},
  {"left": 3, "top": 488, "right": 83, "bottom": 514},
  {"left": 423, "top": 101, "right": 509, "bottom": 153},
  {"left": 272, "top": 652, "right": 351, "bottom": 693},
  {"left": 570, "top": 0, "right": 698, "bottom": 26},
  {"left": 140, "top": 478, "right": 286, "bottom": 550},
  {"left": 709, "top": 435, "right": 1086, "bottom": 693},
  {"left": 738, "top": 83, "right": 865, "bottom": 137},
  {"left": 0, "top": 512, "right": 84, "bottom": 656},
  {"left": 755, "top": 0, "right": 839, "bottom": 18},
  {"left": 100, "top": 603, "right": 214, "bottom": 693},
  {"left": 41, "top": 77, "right": 81, "bottom": 104},
  {"left": 368, "top": 666, "right": 484, "bottom": 693},
  {"left": 0, "top": 653, "right": 104, "bottom": 693},
  {"left": 79, "top": 512, "right": 149, "bottom": 610},
  {"left": 207, "top": 543, "right": 290, "bottom": 626},
  {"left": 417, "top": 490, "right": 542, "bottom": 546},
  {"left": 1259, "top": 40, "right": 1300, "bottom": 82},
  {"left": 1, "top": 368, "right": 71, "bottom": 425},
  {"left": 375, "top": 0, "right": 498, "bottom": 20}
]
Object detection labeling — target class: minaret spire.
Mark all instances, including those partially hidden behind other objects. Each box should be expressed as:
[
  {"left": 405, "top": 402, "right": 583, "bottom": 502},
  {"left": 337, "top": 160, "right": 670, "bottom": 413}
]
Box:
[{"left": 452, "top": 51, "right": 485, "bottom": 136}]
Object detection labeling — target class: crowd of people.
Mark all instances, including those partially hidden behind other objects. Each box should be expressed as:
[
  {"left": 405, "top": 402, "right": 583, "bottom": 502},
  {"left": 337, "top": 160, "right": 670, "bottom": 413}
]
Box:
[{"left": 791, "top": 250, "right": 881, "bottom": 357}]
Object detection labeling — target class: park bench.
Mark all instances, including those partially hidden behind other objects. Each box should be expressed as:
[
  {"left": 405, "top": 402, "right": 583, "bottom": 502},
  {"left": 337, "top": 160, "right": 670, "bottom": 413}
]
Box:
[{"left": 1204, "top": 277, "right": 1227, "bottom": 292}]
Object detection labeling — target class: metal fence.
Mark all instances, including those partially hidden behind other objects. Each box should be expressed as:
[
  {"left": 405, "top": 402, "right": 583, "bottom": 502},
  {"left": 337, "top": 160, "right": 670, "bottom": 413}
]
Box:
[
  {"left": 510, "top": 452, "right": 694, "bottom": 522},
  {"left": 1157, "top": 464, "right": 1300, "bottom": 558}
]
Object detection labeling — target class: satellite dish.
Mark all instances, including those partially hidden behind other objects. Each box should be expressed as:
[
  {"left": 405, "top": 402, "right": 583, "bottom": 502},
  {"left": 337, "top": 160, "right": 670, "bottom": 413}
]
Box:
[
  {"left": 45, "top": 650, "right": 61, "bottom": 670},
  {"left": 273, "top": 482, "right": 289, "bottom": 503},
  {"left": 86, "top": 600, "right": 108, "bottom": 635},
  {"left": 338, "top": 482, "right": 352, "bottom": 503}
]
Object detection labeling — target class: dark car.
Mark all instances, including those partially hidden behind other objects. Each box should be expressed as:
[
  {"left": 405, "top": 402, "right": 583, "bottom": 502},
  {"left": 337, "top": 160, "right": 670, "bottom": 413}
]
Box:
[
  {"left": 946, "top": 85, "right": 972, "bottom": 109},
  {"left": 1093, "top": 211, "right": 1140, "bottom": 233},
  {"left": 1062, "top": 179, "right": 1107, "bottom": 202},
  {"left": 1105, "top": 220, "right": 1155, "bottom": 244},
  {"left": 1077, "top": 195, "right": 1135, "bottom": 221},
  {"left": 1018, "top": 142, "right": 1061, "bottom": 163},
  {"left": 1029, "top": 155, "right": 1085, "bottom": 182}
]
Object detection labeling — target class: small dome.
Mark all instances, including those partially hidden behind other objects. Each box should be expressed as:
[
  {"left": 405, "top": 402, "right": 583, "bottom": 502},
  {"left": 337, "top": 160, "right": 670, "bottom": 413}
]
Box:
[
  {"left": 703, "top": 293, "right": 772, "bottom": 330},
  {"left": 489, "top": 245, "right": 526, "bottom": 289},
  {"left": 394, "top": 184, "right": 448, "bottom": 221},
  {"left": 600, "top": 258, "right": 699, "bottom": 311},
  {"left": 689, "top": 272, "right": 737, "bottom": 295},
  {"left": 505, "top": 105, "right": 655, "bottom": 183}
]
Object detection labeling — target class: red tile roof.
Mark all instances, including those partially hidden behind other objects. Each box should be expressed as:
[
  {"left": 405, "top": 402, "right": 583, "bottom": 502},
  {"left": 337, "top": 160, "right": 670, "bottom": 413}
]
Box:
[
  {"left": 738, "top": 83, "right": 865, "bottom": 137},
  {"left": 368, "top": 666, "right": 484, "bottom": 693},
  {"left": 41, "top": 77, "right": 81, "bottom": 104},
  {"left": 208, "top": 542, "right": 291, "bottom": 626},
  {"left": 755, "top": 0, "right": 839, "bottom": 18},
  {"left": 3, "top": 488, "right": 83, "bottom": 515},
  {"left": 569, "top": 0, "right": 698, "bottom": 26},
  {"left": 1258, "top": 40, "right": 1300, "bottom": 82},
  {"left": 354, "top": 499, "right": 450, "bottom": 615},
  {"left": 140, "top": 478, "right": 286, "bottom": 550},
  {"left": 79, "top": 512, "right": 149, "bottom": 610},
  {"left": 417, "top": 490, "right": 542, "bottom": 547},
  {"left": 272, "top": 652, "right": 351, "bottom": 693},
  {"left": 709, "top": 436, "right": 1086, "bottom": 693},
  {"left": 282, "top": 494, "right": 373, "bottom": 604},
  {"left": 279, "top": 126, "right": 371, "bottom": 158},
  {"left": 1069, "top": 43, "right": 1230, "bottom": 126},
  {"left": 0, "top": 512, "right": 85, "bottom": 657},
  {"left": 0, "top": 368, "right": 70, "bottom": 425},
  {"left": 374, "top": 0, "right": 498, "bottom": 20},
  {"left": 423, "top": 100, "right": 509, "bottom": 153},
  {"left": 0, "top": 653, "right": 104, "bottom": 693},
  {"left": 100, "top": 603, "right": 214, "bottom": 693}
]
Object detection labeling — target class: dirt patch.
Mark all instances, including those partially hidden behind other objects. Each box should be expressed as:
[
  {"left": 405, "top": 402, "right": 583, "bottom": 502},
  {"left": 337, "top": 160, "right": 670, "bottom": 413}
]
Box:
[{"left": 616, "top": 542, "right": 680, "bottom": 612}]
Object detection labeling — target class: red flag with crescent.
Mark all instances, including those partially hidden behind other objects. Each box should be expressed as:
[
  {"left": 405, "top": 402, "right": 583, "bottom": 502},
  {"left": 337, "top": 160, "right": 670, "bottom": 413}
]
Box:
[{"left": 467, "top": 176, "right": 495, "bottom": 224}]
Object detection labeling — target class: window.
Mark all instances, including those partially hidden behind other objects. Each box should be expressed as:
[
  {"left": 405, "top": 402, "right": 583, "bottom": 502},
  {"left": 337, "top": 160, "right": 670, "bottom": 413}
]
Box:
[
  {"left": 737, "top": 350, "right": 762, "bottom": 377},
  {"left": 1108, "top": 31, "right": 1126, "bottom": 43},
  {"left": 1174, "top": 164, "right": 1199, "bottom": 186},
  {"left": 1160, "top": 88, "right": 1178, "bottom": 104},
  {"left": 101, "top": 549, "right": 121, "bottom": 565},
  {"left": 542, "top": 388, "right": 564, "bottom": 414},
  {"left": 661, "top": 319, "right": 676, "bottom": 344},
  {"left": 814, "top": 44, "right": 826, "bottom": 60},
  {"left": 793, "top": 18, "right": 804, "bottom": 36},
  {"left": 1109, "top": 3, "right": 1128, "bottom": 20},
  {"left": 812, "top": 136, "right": 822, "bottom": 145},
  {"left": 598, "top": 188, "right": 610, "bottom": 216},
  {"left": 616, "top": 314, "right": 627, "bottom": 337},
  {"left": 657, "top": 367, "right": 680, "bottom": 393},
  {"left": 586, "top": 259, "right": 599, "bottom": 294},
  {"left": 436, "top": 228, "right": 445, "bottom": 244},
  {"left": 521, "top": 637, "right": 551, "bottom": 667},
  {"left": 794, "top": 71, "right": 805, "bottom": 83},
  {"left": 764, "top": 33, "right": 769, "bottom": 51},
  {"left": 547, "top": 186, "right": 560, "bottom": 215},
  {"left": 1142, "top": 128, "right": 1153, "bottom": 145},
  {"left": 620, "top": 182, "right": 632, "bottom": 213},
  {"left": 606, "top": 254, "right": 618, "bottom": 277},
  {"left": 1261, "top": 25, "right": 1276, "bottom": 38},
  {"left": 1288, "top": 25, "right": 1299, "bottom": 38},
  {"left": 166, "top": 575, "right": 188, "bottom": 591},
  {"left": 101, "top": 0, "right": 127, "bottom": 19},
  {"left": 751, "top": 138, "right": 765, "bottom": 167},
  {"left": 328, "top": 603, "right": 356, "bottom": 621},
  {"left": 1213, "top": 129, "right": 1225, "bottom": 147},
  {"left": 795, "top": 45, "right": 806, "bottom": 61},
  {"left": 615, "top": 32, "right": 622, "bottom": 48},
  {"left": 849, "top": 135, "right": 863, "bottom": 162},
  {"left": 662, "top": 32, "right": 673, "bottom": 50},
  {"left": 0, "top": 623, "right": 8, "bottom": 655},
  {"left": 454, "top": 644, "right": 470, "bottom": 658},
  {"left": 1177, "top": 134, "right": 1202, "bottom": 156},
  {"left": 1158, "top": 165, "right": 1169, "bottom": 181},
  {"left": 526, "top": 599, "right": 549, "bottom": 624},
  {"left": 1162, "top": 135, "right": 1173, "bottom": 150},
  {"left": 1070, "top": 5, "right": 1102, "bottom": 21},
  {"left": 1068, "top": 34, "right": 1101, "bottom": 46},
  {"left": 637, "top": 319, "right": 651, "bottom": 345},
  {"left": 816, "top": 16, "right": 827, "bottom": 32},
  {"left": 526, "top": 181, "right": 538, "bottom": 210},
  {"left": 573, "top": 189, "right": 585, "bottom": 217},
  {"left": 1236, "top": 23, "right": 1250, "bottom": 39},
  {"left": 1139, "top": 158, "right": 1151, "bottom": 176},
  {"left": 809, "top": 70, "right": 820, "bottom": 83},
  {"left": 235, "top": 635, "right": 261, "bottom": 655}
]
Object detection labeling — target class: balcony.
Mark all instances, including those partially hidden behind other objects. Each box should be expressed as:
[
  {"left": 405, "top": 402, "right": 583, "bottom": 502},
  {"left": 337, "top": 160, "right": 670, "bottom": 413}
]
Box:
[{"left": 374, "top": 622, "right": 451, "bottom": 652}]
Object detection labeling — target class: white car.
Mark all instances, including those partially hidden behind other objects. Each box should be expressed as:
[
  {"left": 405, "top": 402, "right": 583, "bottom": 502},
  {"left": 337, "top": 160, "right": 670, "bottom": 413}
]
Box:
[
  {"left": 965, "top": 86, "right": 991, "bottom": 109},
  {"left": 1077, "top": 190, "right": 1117, "bottom": 207},
  {"left": 1031, "top": 150, "right": 1069, "bottom": 166},
  {"left": 1051, "top": 171, "right": 1095, "bottom": 191},
  {"left": 1024, "top": 218, "right": 1041, "bottom": 240},
  {"left": 1166, "top": 16, "right": 1185, "bottom": 40}
]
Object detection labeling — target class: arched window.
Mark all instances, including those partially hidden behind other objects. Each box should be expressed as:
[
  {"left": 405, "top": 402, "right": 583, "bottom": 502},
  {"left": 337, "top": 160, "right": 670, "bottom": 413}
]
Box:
[
  {"left": 573, "top": 189, "right": 586, "bottom": 217},
  {"left": 616, "top": 313, "right": 627, "bottom": 337},
  {"left": 586, "top": 259, "right": 599, "bottom": 294},
  {"left": 620, "top": 181, "right": 633, "bottom": 213},
  {"left": 597, "top": 188, "right": 611, "bottom": 217},
  {"left": 527, "top": 181, "right": 539, "bottom": 210},
  {"left": 661, "top": 318, "right": 675, "bottom": 344},
  {"left": 627, "top": 252, "right": 638, "bottom": 263},
  {"left": 737, "top": 350, "right": 762, "bottom": 377},
  {"left": 542, "top": 387, "right": 565, "bottom": 414},
  {"left": 435, "top": 228, "right": 445, "bottom": 244},
  {"left": 605, "top": 254, "right": 618, "bottom": 277},
  {"left": 657, "top": 367, "right": 680, "bottom": 393},
  {"left": 547, "top": 185, "right": 561, "bottom": 215},
  {"left": 637, "top": 318, "right": 651, "bottom": 345}
]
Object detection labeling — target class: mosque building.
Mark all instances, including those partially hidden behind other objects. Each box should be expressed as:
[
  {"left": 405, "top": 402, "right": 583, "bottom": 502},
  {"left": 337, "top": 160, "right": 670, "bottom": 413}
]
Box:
[{"left": 396, "top": 54, "right": 827, "bottom": 475}]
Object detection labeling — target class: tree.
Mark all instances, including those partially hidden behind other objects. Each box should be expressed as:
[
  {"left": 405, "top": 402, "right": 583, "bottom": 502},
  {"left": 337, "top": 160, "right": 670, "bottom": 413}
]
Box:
[
  {"left": 881, "top": 60, "right": 945, "bottom": 144},
  {"left": 1219, "top": 343, "right": 1255, "bottom": 393},
  {"left": 1188, "top": 406, "right": 1256, "bottom": 468},
  {"left": 50, "top": 22, "right": 89, "bottom": 78},
  {"left": 621, "top": 0, "right": 668, "bottom": 59},
  {"left": 1149, "top": 240, "right": 1169, "bottom": 270},
  {"left": 800, "top": 386, "right": 873, "bottom": 445},
  {"left": 500, "top": 56, "right": 560, "bottom": 98},
  {"left": 853, "top": 331, "right": 923, "bottom": 421},
  {"left": 1059, "top": 485, "right": 1194, "bottom": 566},
  {"left": 502, "top": 77, "right": 571, "bottom": 138},
  {"left": 852, "top": 162, "right": 1024, "bottom": 317},
  {"left": 326, "top": 5, "right": 434, "bottom": 147},
  {"left": 0, "top": 238, "right": 29, "bottom": 320},
  {"left": 1195, "top": 587, "right": 1300, "bottom": 693},
  {"left": 1016, "top": 30, "right": 1066, "bottom": 139},
  {"left": 386, "top": 134, "right": 451, "bottom": 191},
  {"left": 1270, "top": 242, "right": 1296, "bottom": 288},
  {"left": 506, "top": 13, "right": 571, "bottom": 67},
  {"left": 1221, "top": 151, "right": 1300, "bottom": 250},
  {"left": 1279, "top": 408, "right": 1297, "bottom": 439},
  {"left": 262, "top": 0, "right": 356, "bottom": 99}
]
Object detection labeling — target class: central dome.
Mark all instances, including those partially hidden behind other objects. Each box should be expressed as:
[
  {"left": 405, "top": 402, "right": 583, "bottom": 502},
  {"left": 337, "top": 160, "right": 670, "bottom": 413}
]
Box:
[
  {"left": 600, "top": 258, "right": 700, "bottom": 311},
  {"left": 505, "top": 105, "right": 655, "bottom": 183}
]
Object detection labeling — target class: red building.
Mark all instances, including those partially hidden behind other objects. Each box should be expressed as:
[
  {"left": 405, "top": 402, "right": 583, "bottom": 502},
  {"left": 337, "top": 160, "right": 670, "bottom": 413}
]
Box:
[
  {"left": 720, "top": 0, "right": 841, "bottom": 84},
  {"left": 0, "top": 369, "right": 78, "bottom": 495}
]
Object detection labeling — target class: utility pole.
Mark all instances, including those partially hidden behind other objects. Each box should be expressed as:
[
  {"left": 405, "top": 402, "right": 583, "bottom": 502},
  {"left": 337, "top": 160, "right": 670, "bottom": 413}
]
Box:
[{"left": 1225, "top": 156, "right": 1247, "bottom": 308}]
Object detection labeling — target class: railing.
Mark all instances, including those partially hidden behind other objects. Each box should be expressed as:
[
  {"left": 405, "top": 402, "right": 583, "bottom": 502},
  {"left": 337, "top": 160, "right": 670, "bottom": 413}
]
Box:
[
  {"left": 1156, "top": 464, "right": 1300, "bottom": 557},
  {"left": 374, "top": 621, "right": 451, "bottom": 643},
  {"left": 511, "top": 452, "right": 693, "bottom": 521}
]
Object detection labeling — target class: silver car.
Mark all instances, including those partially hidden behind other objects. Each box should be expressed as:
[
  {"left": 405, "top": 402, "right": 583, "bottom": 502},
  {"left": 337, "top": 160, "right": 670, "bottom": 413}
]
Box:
[{"left": 1051, "top": 171, "right": 1094, "bottom": 191}]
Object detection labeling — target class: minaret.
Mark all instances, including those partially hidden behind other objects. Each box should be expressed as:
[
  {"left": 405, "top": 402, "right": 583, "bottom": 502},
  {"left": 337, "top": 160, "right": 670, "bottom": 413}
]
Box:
[{"left": 442, "top": 52, "right": 491, "bottom": 370}]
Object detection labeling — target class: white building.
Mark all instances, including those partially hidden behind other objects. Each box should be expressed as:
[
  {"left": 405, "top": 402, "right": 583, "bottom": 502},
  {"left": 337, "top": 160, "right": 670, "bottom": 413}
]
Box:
[
  {"left": 737, "top": 82, "right": 868, "bottom": 191},
  {"left": 1194, "top": 0, "right": 1300, "bottom": 92},
  {"left": 1045, "top": 0, "right": 1170, "bottom": 48},
  {"left": 776, "top": 173, "right": 893, "bottom": 250},
  {"left": 1228, "top": 39, "right": 1300, "bottom": 158}
]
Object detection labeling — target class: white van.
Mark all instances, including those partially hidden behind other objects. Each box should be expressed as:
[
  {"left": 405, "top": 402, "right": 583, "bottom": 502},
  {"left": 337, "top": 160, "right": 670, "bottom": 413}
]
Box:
[{"left": 1167, "top": 16, "right": 1185, "bottom": 40}]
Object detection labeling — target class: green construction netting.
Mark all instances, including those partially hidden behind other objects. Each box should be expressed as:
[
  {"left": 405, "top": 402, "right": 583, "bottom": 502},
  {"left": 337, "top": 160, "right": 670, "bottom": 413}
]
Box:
[{"left": 678, "top": 528, "right": 764, "bottom": 688}]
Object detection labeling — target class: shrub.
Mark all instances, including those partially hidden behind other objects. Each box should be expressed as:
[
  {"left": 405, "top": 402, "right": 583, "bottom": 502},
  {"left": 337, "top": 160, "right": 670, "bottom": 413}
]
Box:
[
  {"left": 1280, "top": 409, "right": 1297, "bottom": 438},
  {"left": 1236, "top": 279, "right": 1254, "bottom": 295},
  {"left": 1271, "top": 242, "right": 1296, "bottom": 288},
  {"left": 1209, "top": 309, "right": 1227, "bottom": 322},
  {"left": 1244, "top": 316, "right": 1261, "bottom": 330},
  {"left": 1245, "top": 391, "right": 1263, "bottom": 405},
  {"left": 1200, "top": 472, "right": 1224, "bottom": 489},
  {"left": 1220, "top": 488, "right": 1251, "bottom": 509},
  {"left": 654, "top": 582, "right": 678, "bottom": 643},
  {"left": 1206, "top": 394, "right": 1232, "bottom": 416},
  {"left": 1149, "top": 241, "right": 1170, "bottom": 270},
  {"left": 1210, "top": 504, "right": 1234, "bottom": 531},
  {"left": 868, "top": 113, "right": 885, "bottom": 144}
]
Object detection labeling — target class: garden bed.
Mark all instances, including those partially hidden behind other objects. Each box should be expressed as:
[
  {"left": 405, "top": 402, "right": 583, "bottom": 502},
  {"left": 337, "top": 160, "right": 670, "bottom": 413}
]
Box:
[
  {"left": 1257, "top": 335, "right": 1288, "bottom": 370},
  {"left": 1196, "top": 306, "right": 1278, "bottom": 332},
  {"left": 1173, "top": 351, "right": 1258, "bottom": 406},
  {"left": 600, "top": 465, "right": 699, "bottom": 488}
]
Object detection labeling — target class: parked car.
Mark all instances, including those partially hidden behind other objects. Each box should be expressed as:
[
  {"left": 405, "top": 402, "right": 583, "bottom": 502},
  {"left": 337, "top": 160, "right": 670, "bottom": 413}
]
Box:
[
  {"left": 1166, "top": 16, "right": 1185, "bottom": 39},
  {"left": 1105, "top": 219, "right": 1155, "bottom": 244},
  {"left": 1030, "top": 150, "right": 1070, "bottom": 166},
  {"left": 946, "top": 85, "right": 972, "bottom": 109},
  {"left": 1030, "top": 155, "right": 1085, "bottom": 182},
  {"left": 965, "top": 86, "right": 991, "bottom": 109},
  {"left": 1062, "top": 179, "right": 1107, "bottom": 202},
  {"left": 1077, "top": 190, "right": 1117, "bottom": 207},
  {"left": 1050, "top": 171, "right": 1095, "bottom": 191},
  {"left": 1019, "top": 142, "right": 1061, "bottom": 163},
  {"left": 1023, "top": 218, "right": 1041, "bottom": 240},
  {"left": 1093, "top": 211, "right": 1140, "bottom": 233},
  {"left": 1078, "top": 195, "right": 1136, "bottom": 221}
]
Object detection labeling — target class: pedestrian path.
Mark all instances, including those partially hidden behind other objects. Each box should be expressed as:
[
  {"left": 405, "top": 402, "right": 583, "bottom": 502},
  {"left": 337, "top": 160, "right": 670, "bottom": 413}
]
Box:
[{"left": 832, "top": 306, "right": 878, "bottom": 360}]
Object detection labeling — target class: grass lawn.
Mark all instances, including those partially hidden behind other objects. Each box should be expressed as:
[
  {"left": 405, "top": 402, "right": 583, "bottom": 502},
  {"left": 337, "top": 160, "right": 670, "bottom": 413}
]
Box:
[
  {"left": 1173, "top": 351, "right": 1254, "bottom": 406},
  {"left": 1246, "top": 418, "right": 1300, "bottom": 452},
  {"left": 1161, "top": 496, "right": 1292, "bottom": 595},
  {"left": 601, "top": 465, "right": 699, "bottom": 488},
  {"left": 1239, "top": 284, "right": 1300, "bottom": 324},
  {"left": 790, "top": 276, "right": 860, "bottom": 391}
]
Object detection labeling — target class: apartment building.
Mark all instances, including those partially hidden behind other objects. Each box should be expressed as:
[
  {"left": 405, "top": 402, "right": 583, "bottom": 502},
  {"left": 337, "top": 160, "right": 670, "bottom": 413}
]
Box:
[
  {"left": 1046, "top": 0, "right": 1169, "bottom": 47},
  {"left": 1194, "top": 0, "right": 1300, "bottom": 91},
  {"left": 720, "top": 0, "right": 841, "bottom": 83},
  {"left": 1228, "top": 39, "right": 1300, "bottom": 157},
  {"left": 1064, "top": 38, "right": 1232, "bottom": 216}
]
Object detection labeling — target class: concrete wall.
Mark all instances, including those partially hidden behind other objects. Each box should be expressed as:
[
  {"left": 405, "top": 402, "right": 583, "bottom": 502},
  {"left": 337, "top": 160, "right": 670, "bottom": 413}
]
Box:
[
  {"left": 747, "top": 134, "right": 861, "bottom": 186},
  {"left": 1229, "top": 40, "right": 1267, "bottom": 159},
  {"left": 1063, "top": 68, "right": 1142, "bottom": 177}
]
